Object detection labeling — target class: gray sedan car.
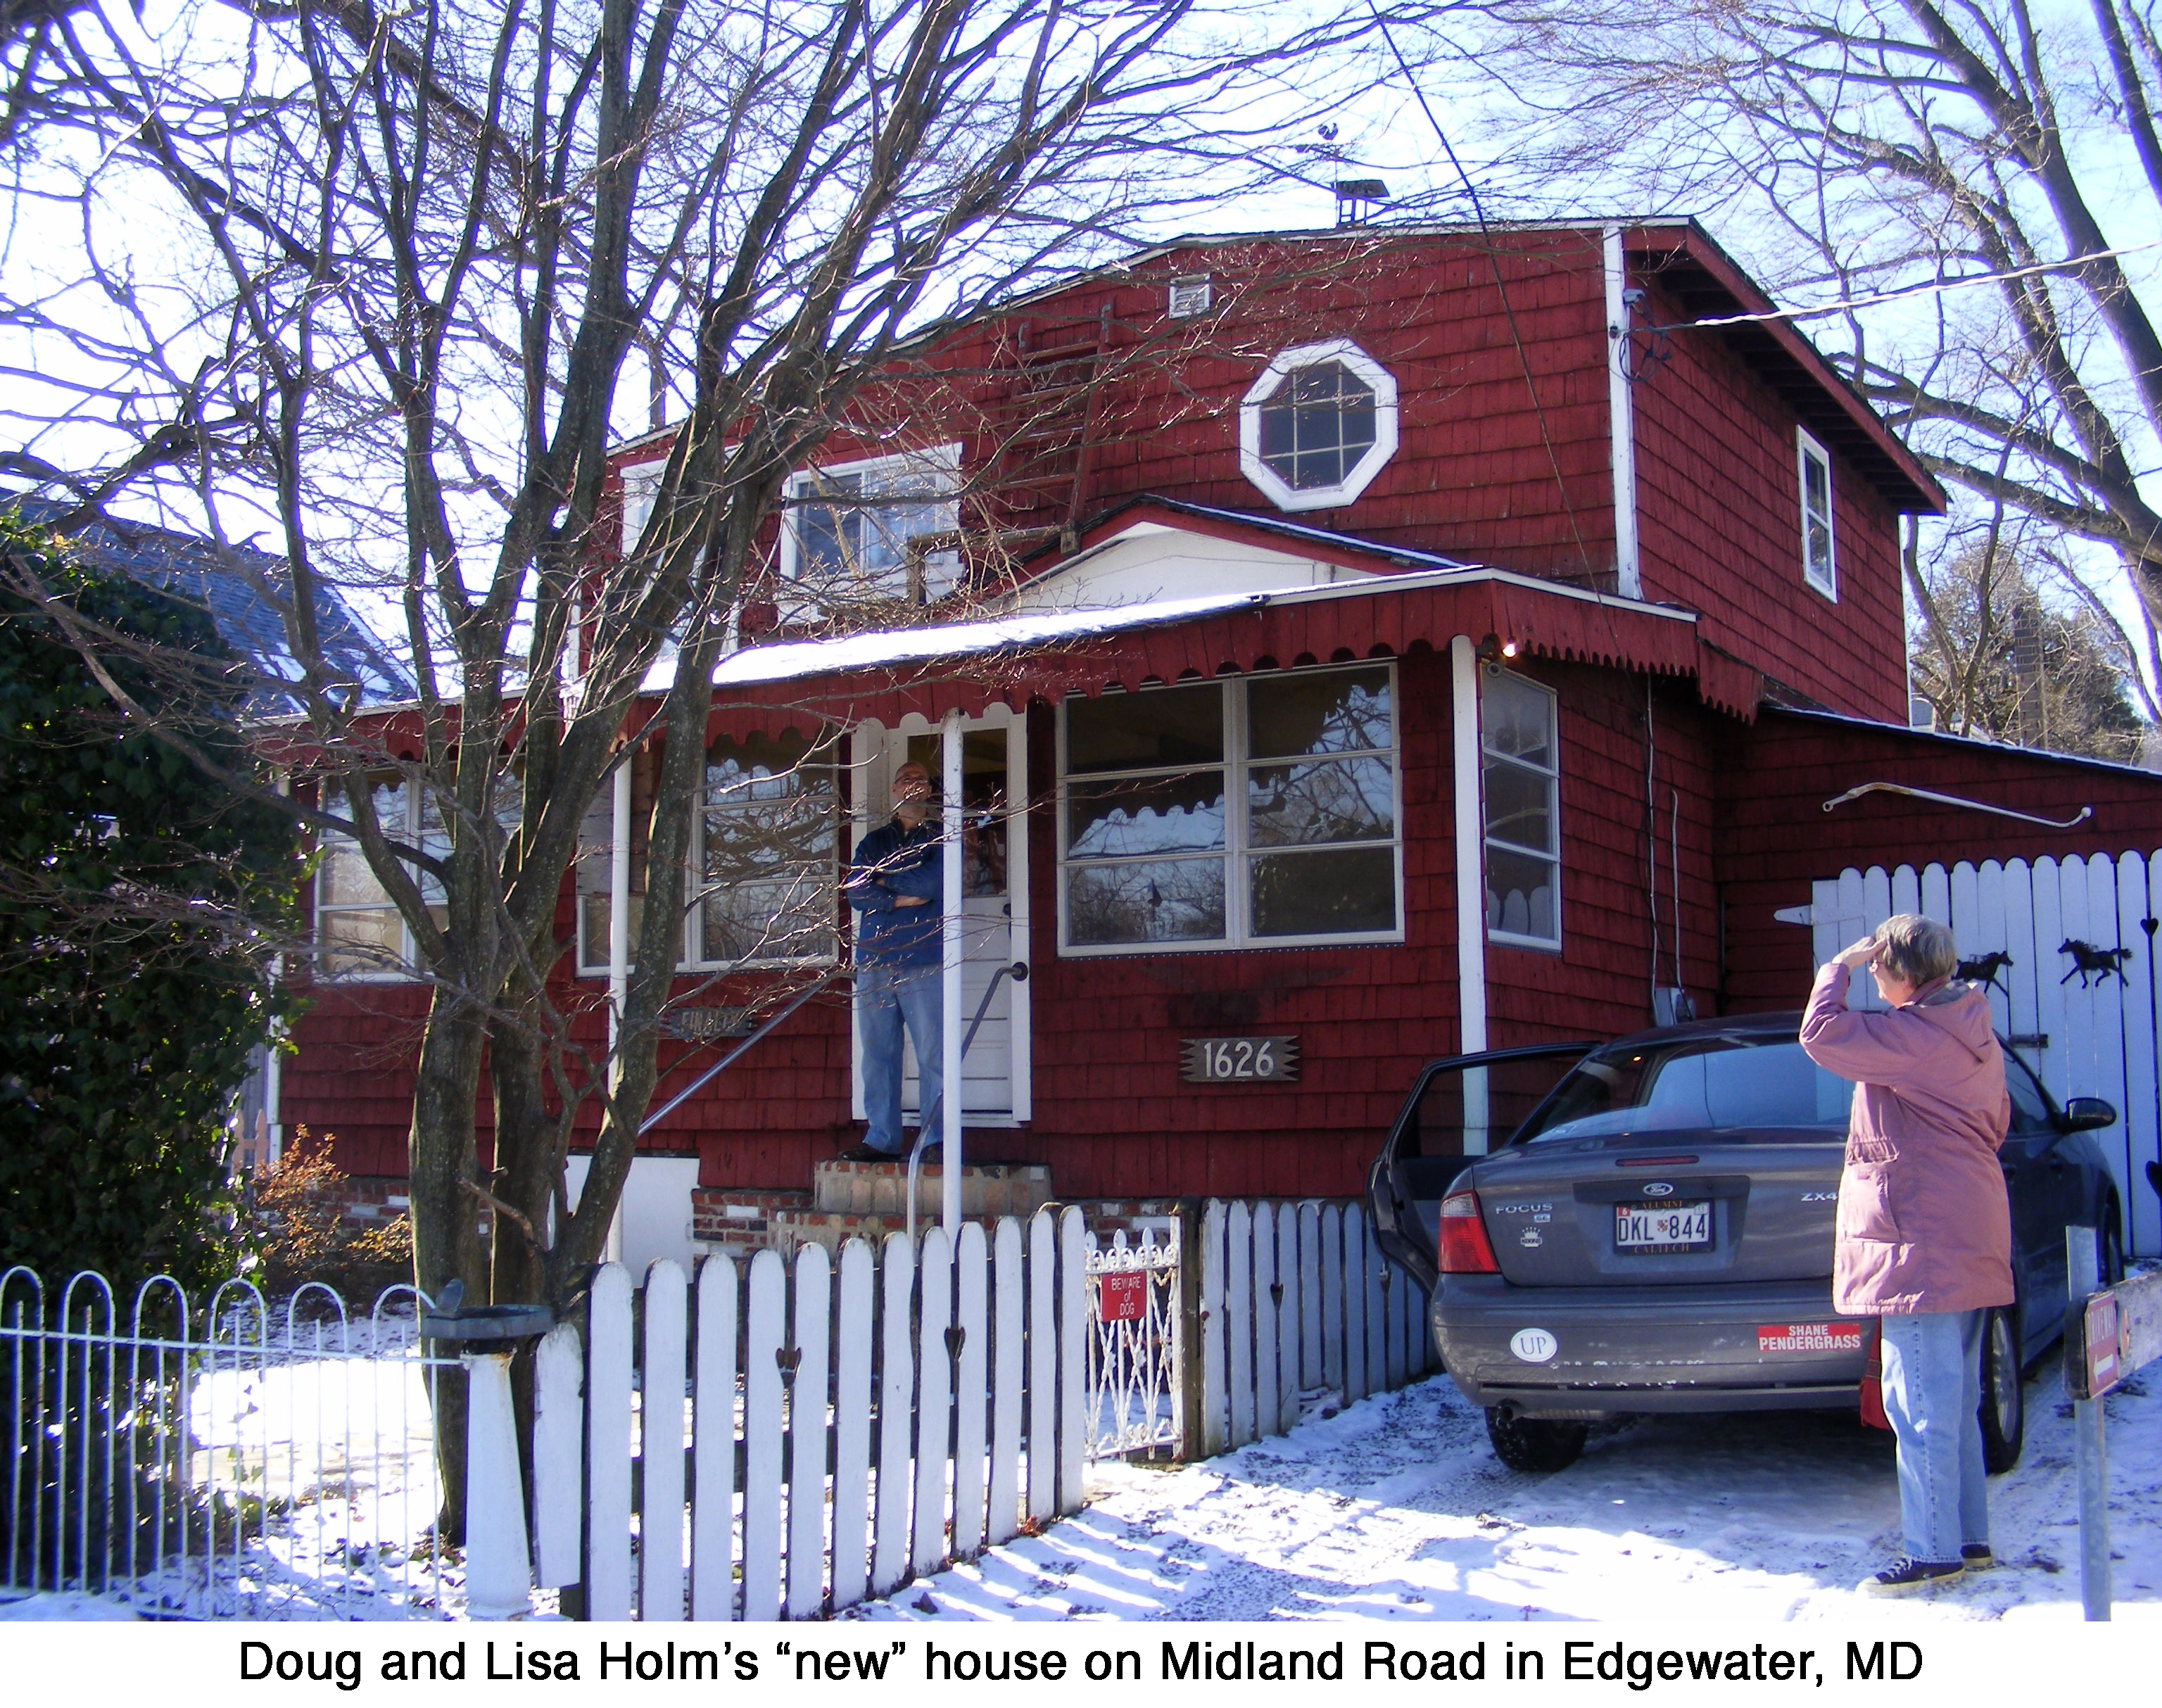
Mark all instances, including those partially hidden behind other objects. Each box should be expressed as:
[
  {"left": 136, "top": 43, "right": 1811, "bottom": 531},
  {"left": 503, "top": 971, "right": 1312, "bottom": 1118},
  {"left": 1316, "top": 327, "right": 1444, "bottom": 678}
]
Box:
[{"left": 1367, "top": 1016, "right": 2125, "bottom": 1473}]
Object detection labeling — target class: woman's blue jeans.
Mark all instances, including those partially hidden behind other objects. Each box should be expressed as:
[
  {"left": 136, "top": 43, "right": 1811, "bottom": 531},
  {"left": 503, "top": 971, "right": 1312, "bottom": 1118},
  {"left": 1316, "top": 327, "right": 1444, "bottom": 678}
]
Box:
[
  {"left": 1878, "top": 1308, "right": 1990, "bottom": 1563},
  {"left": 856, "top": 962, "right": 943, "bottom": 1156}
]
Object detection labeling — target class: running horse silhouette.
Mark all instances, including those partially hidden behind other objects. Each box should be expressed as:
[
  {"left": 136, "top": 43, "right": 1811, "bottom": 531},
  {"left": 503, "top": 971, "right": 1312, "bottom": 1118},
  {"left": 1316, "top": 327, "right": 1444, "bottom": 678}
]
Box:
[
  {"left": 2059, "top": 938, "right": 2135, "bottom": 988},
  {"left": 1955, "top": 949, "right": 2015, "bottom": 995}
]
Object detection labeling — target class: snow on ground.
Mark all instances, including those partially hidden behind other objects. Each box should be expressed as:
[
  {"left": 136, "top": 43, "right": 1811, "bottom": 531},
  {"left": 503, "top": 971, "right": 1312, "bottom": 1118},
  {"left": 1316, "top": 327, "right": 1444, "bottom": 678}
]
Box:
[{"left": 852, "top": 1364, "right": 2162, "bottom": 1624}]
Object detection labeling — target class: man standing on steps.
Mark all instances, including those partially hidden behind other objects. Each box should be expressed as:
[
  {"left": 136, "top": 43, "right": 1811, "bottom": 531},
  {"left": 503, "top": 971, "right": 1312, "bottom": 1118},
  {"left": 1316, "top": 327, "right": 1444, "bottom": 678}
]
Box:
[{"left": 840, "top": 759, "right": 944, "bottom": 1163}]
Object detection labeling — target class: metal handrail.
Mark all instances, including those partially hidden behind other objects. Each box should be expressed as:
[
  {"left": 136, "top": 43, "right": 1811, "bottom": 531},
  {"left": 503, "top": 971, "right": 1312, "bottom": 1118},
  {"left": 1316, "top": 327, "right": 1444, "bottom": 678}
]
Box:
[
  {"left": 907, "top": 960, "right": 1029, "bottom": 1245},
  {"left": 638, "top": 968, "right": 849, "bottom": 1134}
]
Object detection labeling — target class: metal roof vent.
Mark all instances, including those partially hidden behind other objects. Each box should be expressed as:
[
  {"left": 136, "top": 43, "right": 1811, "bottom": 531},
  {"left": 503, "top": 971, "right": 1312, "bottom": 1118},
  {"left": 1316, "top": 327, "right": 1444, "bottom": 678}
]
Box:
[{"left": 1168, "top": 274, "right": 1212, "bottom": 318}]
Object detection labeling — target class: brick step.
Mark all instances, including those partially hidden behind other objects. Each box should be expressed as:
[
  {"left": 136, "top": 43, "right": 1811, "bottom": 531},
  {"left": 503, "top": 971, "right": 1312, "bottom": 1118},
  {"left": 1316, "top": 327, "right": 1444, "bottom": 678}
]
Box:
[
  {"left": 812, "top": 1158, "right": 1053, "bottom": 1220},
  {"left": 690, "top": 1187, "right": 812, "bottom": 1247}
]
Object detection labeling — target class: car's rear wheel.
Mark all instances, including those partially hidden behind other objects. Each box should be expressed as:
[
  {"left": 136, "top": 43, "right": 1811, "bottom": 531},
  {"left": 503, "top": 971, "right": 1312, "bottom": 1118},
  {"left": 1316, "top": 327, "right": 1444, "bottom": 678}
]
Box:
[
  {"left": 1485, "top": 1407, "right": 1588, "bottom": 1473},
  {"left": 1977, "top": 1304, "right": 2023, "bottom": 1474}
]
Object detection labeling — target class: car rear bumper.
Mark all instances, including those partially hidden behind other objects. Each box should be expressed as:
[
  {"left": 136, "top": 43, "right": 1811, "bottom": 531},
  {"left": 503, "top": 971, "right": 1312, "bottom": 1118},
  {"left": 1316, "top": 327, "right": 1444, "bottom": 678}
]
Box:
[{"left": 1434, "top": 1274, "right": 1869, "bottom": 1417}]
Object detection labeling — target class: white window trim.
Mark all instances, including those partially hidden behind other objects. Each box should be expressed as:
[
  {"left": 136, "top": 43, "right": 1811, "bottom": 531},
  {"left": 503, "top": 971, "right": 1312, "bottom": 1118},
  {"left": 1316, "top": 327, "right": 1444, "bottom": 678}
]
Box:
[
  {"left": 1239, "top": 338, "right": 1400, "bottom": 514},
  {"left": 1797, "top": 428, "right": 1838, "bottom": 602},
  {"left": 1056, "top": 662, "right": 1405, "bottom": 957},
  {"left": 619, "top": 457, "right": 666, "bottom": 556},
  {"left": 1481, "top": 666, "right": 1562, "bottom": 951},
  {"left": 777, "top": 443, "right": 962, "bottom": 588}
]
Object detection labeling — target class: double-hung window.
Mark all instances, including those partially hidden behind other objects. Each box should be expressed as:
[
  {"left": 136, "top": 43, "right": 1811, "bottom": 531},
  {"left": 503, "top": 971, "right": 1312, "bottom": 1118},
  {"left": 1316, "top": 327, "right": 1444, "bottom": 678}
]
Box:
[
  {"left": 317, "top": 775, "right": 517, "bottom": 977},
  {"left": 1058, "top": 663, "right": 1401, "bottom": 952},
  {"left": 1481, "top": 667, "right": 1560, "bottom": 947},
  {"left": 781, "top": 448, "right": 960, "bottom": 608},
  {"left": 1797, "top": 429, "right": 1836, "bottom": 600}
]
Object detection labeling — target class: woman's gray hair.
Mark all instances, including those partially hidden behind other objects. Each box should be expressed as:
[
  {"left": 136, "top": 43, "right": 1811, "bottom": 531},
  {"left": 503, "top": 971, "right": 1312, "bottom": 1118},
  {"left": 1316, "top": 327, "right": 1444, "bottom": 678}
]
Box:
[{"left": 1871, "top": 913, "right": 1959, "bottom": 987}]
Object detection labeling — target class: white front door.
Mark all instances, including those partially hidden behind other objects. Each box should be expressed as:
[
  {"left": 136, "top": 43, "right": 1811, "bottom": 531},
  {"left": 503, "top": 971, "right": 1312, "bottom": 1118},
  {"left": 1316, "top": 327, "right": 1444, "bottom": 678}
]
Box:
[{"left": 849, "top": 710, "right": 1031, "bottom": 1124}]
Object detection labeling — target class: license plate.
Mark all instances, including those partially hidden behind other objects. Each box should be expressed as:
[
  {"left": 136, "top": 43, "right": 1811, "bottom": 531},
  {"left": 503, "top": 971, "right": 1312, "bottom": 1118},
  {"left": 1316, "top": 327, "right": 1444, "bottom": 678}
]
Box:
[
  {"left": 1614, "top": 1198, "right": 1712, "bottom": 1250},
  {"left": 1758, "top": 1322, "right": 1865, "bottom": 1354}
]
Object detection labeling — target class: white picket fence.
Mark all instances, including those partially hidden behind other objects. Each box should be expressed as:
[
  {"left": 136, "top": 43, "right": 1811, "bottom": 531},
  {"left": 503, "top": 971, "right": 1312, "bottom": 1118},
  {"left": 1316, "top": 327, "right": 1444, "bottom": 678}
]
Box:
[
  {"left": 1192, "top": 1200, "right": 1434, "bottom": 1456},
  {"left": 1809, "top": 851, "right": 2162, "bottom": 1257},
  {"left": 529, "top": 1206, "right": 1088, "bottom": 1621}
]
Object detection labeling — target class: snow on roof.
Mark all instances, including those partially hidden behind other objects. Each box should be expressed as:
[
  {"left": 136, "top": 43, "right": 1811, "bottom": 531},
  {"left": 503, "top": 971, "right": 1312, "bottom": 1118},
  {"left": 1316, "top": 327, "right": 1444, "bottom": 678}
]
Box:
[
  {"left": 648, "top": 586, "right": 1273, "bottom": 695},
  {"left": 652, "top": 560, "right": 1695, "bottom": 695}
]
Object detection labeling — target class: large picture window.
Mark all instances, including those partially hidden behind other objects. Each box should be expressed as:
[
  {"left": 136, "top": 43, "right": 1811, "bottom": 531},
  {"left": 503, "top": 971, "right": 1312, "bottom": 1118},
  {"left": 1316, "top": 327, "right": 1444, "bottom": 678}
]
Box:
[
  {"left": 1058, "top": 664, "right": 1401, "bottom": 953},
  {"left": 1481, "top": 667, "right": 1560, "bottom": 948},
  {"left": 781, "top": 448, "right": 960, "bottom": 607}
]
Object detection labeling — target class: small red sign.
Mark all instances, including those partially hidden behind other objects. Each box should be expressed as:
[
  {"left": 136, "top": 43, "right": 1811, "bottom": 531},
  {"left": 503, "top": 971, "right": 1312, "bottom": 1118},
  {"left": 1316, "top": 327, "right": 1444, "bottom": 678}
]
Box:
[
  {"left": 1758, "top": 1322, "right": 1865, "bottom": 1354},
  {"left": 2086, "top": 1293, "right": 2121, "bottom": 1397},
  {"left": 1096, "top": 1271, "right": 1148, "bottom": 1323}
]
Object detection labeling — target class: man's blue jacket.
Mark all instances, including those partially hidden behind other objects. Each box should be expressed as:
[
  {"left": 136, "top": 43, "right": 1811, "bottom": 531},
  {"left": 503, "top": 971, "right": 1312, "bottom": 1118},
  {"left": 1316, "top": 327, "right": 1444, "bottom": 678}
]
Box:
[{"left": 845, "top": 816, "right": 942, "bottom": 970}]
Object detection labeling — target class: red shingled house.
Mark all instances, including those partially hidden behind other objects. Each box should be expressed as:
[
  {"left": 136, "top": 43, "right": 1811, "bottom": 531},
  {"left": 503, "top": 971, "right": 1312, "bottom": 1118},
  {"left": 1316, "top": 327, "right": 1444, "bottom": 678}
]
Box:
[{"left": 279, "top": 221, "right": 2162, "bottom": 1268}]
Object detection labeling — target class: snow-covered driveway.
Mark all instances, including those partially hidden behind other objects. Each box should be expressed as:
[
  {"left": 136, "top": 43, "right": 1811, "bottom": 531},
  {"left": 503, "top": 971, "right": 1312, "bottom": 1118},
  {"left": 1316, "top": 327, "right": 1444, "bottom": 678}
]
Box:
[{"left": 856, "top": 1365, "right": 2161, "bottom": 1624}]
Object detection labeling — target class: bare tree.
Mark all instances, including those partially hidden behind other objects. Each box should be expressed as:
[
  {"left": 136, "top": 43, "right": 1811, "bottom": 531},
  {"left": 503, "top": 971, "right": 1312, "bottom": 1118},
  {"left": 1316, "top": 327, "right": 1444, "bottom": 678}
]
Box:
[
  {"left": 0, "top": 0, "right": 1452, "bottom": 1522},
  {"left": 1445, "top": 0, "right": 2162, "bottom": 696}
]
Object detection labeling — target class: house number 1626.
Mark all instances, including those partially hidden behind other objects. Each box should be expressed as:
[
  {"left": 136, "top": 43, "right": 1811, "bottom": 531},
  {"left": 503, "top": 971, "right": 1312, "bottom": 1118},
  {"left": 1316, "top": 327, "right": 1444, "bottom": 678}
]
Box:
[{"left": 1180, "top": 1035, "right": 1300, "bottom": 1084}]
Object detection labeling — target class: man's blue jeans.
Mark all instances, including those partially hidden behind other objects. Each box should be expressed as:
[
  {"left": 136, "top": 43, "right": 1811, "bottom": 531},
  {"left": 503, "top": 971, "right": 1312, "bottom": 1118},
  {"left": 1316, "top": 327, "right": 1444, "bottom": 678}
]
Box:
[
  {"left": 856, "top": 963, "right": 943, "bottom": 1157},
  {"left": 1878, "top": 1308, "right": 1990, "bottom": 1563}
]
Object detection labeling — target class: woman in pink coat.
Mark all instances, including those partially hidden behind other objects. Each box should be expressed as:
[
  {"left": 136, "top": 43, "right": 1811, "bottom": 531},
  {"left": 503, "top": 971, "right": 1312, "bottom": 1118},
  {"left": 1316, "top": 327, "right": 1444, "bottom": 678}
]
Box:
[{"left": 1800, "top": 913, "right": 2013, "bottom": 1596}]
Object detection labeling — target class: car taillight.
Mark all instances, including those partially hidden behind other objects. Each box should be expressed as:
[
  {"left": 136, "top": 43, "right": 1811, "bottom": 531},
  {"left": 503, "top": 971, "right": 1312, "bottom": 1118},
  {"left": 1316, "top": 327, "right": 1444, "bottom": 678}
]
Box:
[{"left": 1438, "top": 1188, "right": 1499, "bottom": 1274}]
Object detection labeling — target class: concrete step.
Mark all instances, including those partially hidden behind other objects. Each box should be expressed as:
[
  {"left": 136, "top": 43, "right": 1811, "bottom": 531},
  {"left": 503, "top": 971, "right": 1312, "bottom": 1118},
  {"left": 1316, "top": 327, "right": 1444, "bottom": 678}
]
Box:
[{"left": 812, "top": 1158, "right": 1053, "bottom": 1220}]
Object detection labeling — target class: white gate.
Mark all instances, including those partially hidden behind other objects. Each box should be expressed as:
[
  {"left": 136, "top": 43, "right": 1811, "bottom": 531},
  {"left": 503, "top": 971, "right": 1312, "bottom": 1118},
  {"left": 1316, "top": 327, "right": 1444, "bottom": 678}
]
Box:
[
  {"left": 1809, "top": 851, "right": 2162, "bottom": 1257},
  {"left": 1082, "top": 1226, "right": 1182, "bottom": 1460}
]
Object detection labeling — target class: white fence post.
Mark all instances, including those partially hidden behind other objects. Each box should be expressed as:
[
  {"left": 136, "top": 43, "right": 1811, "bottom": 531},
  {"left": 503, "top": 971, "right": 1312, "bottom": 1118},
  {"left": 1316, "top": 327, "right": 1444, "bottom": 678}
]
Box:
[
  {"left": 952, "top": 1222, "right": 989, "bottom": 1559},
  {"left": 1056, "top": 1206, "right": 1087, "bottom": 1514},
  {"left": 1199, "top": 1202, "right": 1228, "bottom": 1456},
  {"left": 987, "top": 1217, "right": 1025, "bottom": 1545},
  {"left": 1025, "top": 1210, "right": 1057, "bottom": 1525},
  {"left": 462, "top": 1350, "right": 533, "bottom": 1619},
  {"left": 1226, "top": 1201, "right": 1254, "bottom": 1448},
  {"left": 639, "top": 1260, "right": 688, "bottom": 1622},
  {"left": 584, "top": 1263, "right": 634, "bottom": 1621},
  {"left": 786, "top": 1244, "right": 831, "bottom": 1619},
  {"left": 912, "top": 1228, "right": 954, "bottom": 1575},
  {"left": 740, "top": 1248, "right": 787, "bottom": 1623},
  {"left": 829, "top": 1239, "right": 875, "bottom": 1611},
  {"left": 871, "top": 1233, "right": 914, "bottom": 1598},
  {"left": 1275, "top": 1206, "right": 1301, "bottom": 1434},
  {"left": 531, "top": 1322, "right": 584, "bottom": 1591},
  {"left": 690, "top": 1255, "right": 738, "bottom": 1621}
]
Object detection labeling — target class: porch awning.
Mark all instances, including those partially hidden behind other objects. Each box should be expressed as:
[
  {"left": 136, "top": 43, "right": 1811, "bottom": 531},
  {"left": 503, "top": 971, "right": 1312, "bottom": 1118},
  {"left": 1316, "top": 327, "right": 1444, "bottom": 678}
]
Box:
[{"left": 671, "top": 558, "right": 1761, "bottom": 738}]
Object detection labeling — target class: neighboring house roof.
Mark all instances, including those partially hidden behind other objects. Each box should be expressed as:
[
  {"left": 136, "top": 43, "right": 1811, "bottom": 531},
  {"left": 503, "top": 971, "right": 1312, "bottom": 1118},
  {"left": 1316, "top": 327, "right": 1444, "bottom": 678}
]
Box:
[{"left": 5, "top": 497, "right": 413, "bottom": 714}]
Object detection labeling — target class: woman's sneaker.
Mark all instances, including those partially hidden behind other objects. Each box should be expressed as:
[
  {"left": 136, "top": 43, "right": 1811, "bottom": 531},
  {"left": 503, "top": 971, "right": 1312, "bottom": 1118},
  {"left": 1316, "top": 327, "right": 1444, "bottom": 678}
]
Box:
[
  {"left": 1960, "top": 1545, "right": 1994, "bottom": 1571},
  {"left": 1859, "top": 1557, "right": 1964, "bottom": 1595}
]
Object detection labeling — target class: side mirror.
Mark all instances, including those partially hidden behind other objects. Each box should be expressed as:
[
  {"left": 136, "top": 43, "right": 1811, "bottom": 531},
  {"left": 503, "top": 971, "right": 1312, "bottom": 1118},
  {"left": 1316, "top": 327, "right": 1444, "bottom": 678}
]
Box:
[{"left": 2056, "top": 1096, "right": 2118, "bottom": 1134}]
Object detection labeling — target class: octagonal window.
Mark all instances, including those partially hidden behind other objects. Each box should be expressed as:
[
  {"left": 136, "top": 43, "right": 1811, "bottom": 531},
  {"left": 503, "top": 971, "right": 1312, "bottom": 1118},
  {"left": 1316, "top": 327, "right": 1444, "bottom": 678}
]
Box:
[{"left": 1239, "top": 339, "right": 1398, "bottom": 513}]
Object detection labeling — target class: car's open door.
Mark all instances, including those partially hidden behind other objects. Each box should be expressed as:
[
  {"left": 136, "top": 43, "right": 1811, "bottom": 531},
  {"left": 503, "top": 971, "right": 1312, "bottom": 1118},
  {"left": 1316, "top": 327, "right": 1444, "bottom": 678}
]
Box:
[{"left": 1367, "top": 1042, "right": 1595, "bottom": 1292}]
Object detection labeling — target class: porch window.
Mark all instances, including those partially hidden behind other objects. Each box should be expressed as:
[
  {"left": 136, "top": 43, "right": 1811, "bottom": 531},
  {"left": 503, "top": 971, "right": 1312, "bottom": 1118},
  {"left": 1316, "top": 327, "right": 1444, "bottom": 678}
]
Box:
[
  {"left": 1798, "top": 429, "right": 1836, "bottom": 600},
  {"left": 576, "top": 734, "right": 840, "bottom": 974},
  {"left": 1058, "top": 663, "right": 1400, "bottom": 952},
  {"left": 691, "top": 730, "right": 840, "bottom": 967},
  {"left": 781, "top": 448, "right": 960, "bottom": 607},
  {"left": 1481, "top": 666, "right": 1560, "bottom": 947}
]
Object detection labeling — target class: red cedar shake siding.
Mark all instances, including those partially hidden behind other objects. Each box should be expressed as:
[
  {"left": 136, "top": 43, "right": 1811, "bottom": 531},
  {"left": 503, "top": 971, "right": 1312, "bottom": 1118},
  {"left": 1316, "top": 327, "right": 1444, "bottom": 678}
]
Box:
[{"left": 1716, "top": 711, "right": 2162, "bottom": 1015}]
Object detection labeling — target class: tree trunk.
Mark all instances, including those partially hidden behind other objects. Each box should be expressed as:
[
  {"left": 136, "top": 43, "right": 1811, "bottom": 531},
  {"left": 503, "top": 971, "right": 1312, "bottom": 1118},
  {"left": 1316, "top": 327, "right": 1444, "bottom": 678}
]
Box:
[{"left": 408, "top": 987, "right": 490, "bottom": 1542}]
